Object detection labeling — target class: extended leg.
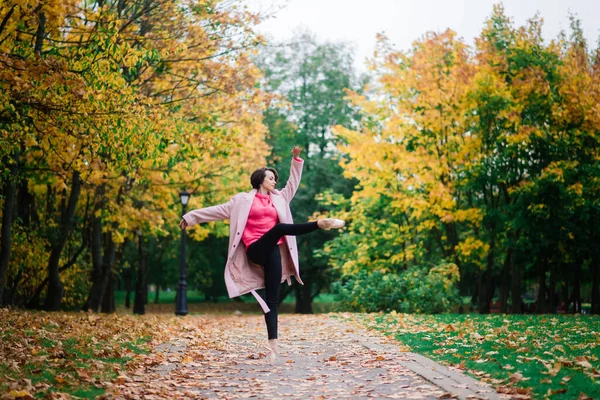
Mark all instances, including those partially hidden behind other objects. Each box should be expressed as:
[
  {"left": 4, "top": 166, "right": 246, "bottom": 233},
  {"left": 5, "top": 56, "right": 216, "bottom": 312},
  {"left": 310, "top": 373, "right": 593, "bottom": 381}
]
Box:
[{"left": 247, "top": 222, "right": 319, "bottom": 266}]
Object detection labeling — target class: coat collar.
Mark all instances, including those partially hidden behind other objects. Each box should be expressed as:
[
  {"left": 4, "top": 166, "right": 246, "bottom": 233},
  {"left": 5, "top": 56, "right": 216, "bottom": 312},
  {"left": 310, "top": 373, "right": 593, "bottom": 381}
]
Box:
[
  {"left": 244, "top": 189, "right": 258, "bottom": 200},
  {"left": 244, "top": 188, "right": 281, "bottom": 200},
  {"left": 241, "top": 189, "right": 286, "bottom": 223}
]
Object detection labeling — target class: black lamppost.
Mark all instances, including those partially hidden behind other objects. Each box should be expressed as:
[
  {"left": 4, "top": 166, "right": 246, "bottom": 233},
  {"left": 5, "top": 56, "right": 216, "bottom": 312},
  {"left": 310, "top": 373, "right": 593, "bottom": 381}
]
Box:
[{"left": 175, "top": 189, "right": 190, "bottom": 316}]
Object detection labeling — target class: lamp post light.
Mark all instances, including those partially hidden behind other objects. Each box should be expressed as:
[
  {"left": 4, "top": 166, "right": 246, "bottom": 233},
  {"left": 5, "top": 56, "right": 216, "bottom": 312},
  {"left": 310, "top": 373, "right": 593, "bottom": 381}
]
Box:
[{"left": 175, "top": 189, "right": 190, "bottom": 316}]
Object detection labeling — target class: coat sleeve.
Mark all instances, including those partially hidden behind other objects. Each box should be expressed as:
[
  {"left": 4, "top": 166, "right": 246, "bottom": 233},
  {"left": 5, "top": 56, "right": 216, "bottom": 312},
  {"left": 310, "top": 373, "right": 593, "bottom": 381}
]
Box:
[
  {"left": 279, "top": 157, "right": 304, "bottom": 204},
  {"left": 182, "top": 197, "right": 233, "bottom": 226}
]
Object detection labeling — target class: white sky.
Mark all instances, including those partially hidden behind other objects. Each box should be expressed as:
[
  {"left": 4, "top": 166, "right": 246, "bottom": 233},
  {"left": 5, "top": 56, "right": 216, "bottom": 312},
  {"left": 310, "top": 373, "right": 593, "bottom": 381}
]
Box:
[{"left": 244, "top": 0, "right": 600, "bottom": 72}]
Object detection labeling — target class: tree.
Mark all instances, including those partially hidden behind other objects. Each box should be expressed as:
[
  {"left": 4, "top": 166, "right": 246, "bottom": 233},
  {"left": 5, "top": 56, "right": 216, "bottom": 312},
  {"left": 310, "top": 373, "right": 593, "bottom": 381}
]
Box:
[
  {"left": 257, "top": 31, "right": 362, "bottom": 312},
  {"left": 324, "top": 29, "right": 475, "bottom": 311},
  {"left": 0, "top": 0, "right": 270, "bottom": 310},
  {"left": 322, "top": 6, "right": 600, "bottom": 314}
]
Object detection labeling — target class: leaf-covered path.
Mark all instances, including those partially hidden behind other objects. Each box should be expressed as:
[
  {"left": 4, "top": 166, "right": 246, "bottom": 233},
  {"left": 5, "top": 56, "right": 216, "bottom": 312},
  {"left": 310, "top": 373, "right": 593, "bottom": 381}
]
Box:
[{"left": 103, "top": 314, "right": 454, "bottom": 399}]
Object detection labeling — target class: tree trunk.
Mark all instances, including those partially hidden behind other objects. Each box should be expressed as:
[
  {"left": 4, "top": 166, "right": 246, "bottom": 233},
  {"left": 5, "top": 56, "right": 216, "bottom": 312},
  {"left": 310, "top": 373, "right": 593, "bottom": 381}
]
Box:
[
  {"left": 592, "top": 259, "right": 600, "bottom": 315},
  {"left": 511, "top": 250, "right": 522, "bottom": 313},
  {"left": 470, "top": 280, "right": 478, "bottom": 310},
  {"left": 100, "top": 271, "right": 115, "bottom": 313},
  {"left": 102, "top": 240, "right": 126, "bottom": 313},
  {"left": 278, "top": 284, "right": 294, "bottom": 305},
  {"left": 144, "top": 282, "right": 149, "bottom": 305},
  {"left": 98, "top": 232, "right": 116, "bottom": 313},
  {"left": 0, "top": 157, "right": 18, "bottom": 307},
  {"left": 536, "top": 256, "right": 546, "bottom": 314},
  {"left": 295, "top": 277, "right": 313, "bottom": 314},
  {"left": 500, "top": 248, "right": 511, "bottom": 313},
  {"left": 477, "top": 268, "right": 493, "bottom": 314},
  {"left": 8, "top": 269, "right": 22, "bottom": 307},
  {"left": 152, "top": 245, "right": 166, "bottom": 305},
  {"left": 83, "top": 203, "right": 104, "bottom": 312},
  {"left": 29, "top": 247, "right": 85, "bottom": 310},
  {"left": 133, "top": 232, "right": 146, "bottom": 315},
  {"left": 443, "top": 222, "right": 459, "bottom": 262},
  {"left": 46, "top": 184, "right": 54, "bottom": 216},
  {"left": 83, "top": 186, "right": 119, "bottom": 313},
  {"left": 44, "top": 171, "right": 81, "bottom": 311},
  {"left": 17, "top": 179, "right": 33, "bottom": 228},
  {"left": 34, "top": 11, "right": 46, "bottom": 54},
  {"left": 478, "top": 235, "right": 495, "bottom": 314},
  {"left": 562, "top": 282, "right": 569, "bottom": 312},
  {"left": 571, "top": 262, "right": 581, "bottom": 314},
  {"left": 548, "top": 266, "right": 557, "bottom": 314},
  {"left": 124, "top": 267, "right": 132, "bottom": 308}
]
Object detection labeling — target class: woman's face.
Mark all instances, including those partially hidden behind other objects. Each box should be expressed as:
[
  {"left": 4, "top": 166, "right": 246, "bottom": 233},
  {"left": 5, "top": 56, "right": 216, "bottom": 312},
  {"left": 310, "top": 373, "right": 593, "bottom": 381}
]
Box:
[{"left": 260, "top": 170, "right": 276, "bottom": 192}]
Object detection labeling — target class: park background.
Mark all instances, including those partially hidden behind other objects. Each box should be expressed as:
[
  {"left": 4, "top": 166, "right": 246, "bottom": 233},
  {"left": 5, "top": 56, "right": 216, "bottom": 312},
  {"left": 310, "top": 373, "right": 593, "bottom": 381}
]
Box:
[{"left": 1, "top": 0, "right": 600, "bottom": 398}]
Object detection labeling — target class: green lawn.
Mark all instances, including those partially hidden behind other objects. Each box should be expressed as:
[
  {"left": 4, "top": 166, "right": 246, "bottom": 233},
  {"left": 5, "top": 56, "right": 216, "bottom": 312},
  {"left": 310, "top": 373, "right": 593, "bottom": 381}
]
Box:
[
  {"left": 114, "top": 290, "right": 338, "bottom": 314},
  {"left": 114, "top": 289, "right": 210, "bottom": 305},
  {"left": 355, "top": 313, "right": 600, "bottom": 399}
]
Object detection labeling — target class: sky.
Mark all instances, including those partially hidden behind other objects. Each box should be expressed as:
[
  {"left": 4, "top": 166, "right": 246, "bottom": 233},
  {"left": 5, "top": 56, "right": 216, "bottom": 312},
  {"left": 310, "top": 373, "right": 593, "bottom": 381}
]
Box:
[{"left": 244, "top": 0, "right": 600, "bottom": 72}]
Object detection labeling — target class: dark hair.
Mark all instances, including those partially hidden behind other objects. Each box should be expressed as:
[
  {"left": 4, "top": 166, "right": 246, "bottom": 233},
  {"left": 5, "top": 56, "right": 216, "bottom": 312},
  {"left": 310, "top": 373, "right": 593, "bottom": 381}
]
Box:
[{"left": 250, "top": 167, "right": 278, "bottom": 189}]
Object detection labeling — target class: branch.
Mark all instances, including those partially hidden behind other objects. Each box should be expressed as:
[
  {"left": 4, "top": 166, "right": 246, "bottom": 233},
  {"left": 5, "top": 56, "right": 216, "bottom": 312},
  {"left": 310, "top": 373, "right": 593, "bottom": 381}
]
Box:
[
  {"left": 158, "top": 90, "right": 221, "bottom": 105},
  {"left": 162, "top": 43, "right": 256, "bottom": 63},
  {"left": 0, "top": 5, "right": 16, "bottom": 37},
  {"left": 118, "top": 0, "right": 170, "bottom": 34},
  {"left": 25, "top": 100, "right": 136, "bottom": 116}
]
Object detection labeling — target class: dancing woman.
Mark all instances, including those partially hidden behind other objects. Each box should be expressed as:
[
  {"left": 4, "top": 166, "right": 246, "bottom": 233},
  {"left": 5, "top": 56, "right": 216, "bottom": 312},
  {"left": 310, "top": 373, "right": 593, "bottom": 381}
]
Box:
[{"left": 179, "top": 146, "right": 344, "bottom": 360}]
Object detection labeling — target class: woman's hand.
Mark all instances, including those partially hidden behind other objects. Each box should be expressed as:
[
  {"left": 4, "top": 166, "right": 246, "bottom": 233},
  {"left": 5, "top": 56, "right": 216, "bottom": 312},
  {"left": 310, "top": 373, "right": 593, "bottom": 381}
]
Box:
[
  {"left": 179, "top": 219, "right": 188, "bottom": 230},
  {"left": 291, "top": 145, "right": 302, "bottom": 158}
]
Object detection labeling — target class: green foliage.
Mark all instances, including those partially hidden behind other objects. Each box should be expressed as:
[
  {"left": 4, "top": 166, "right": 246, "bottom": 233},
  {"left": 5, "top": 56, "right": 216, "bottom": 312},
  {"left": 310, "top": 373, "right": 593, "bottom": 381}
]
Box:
[
  {"left": 187, "top": 234, "right": 229, "bottom": 300},
  {"left": 332, "top": 263, "right": 461, "bottom": 314},
  {"left": 257, "top": 31, "right": 364, "bottom": 308},
  {"left": 60, "top": 263, "right": 92, "bottom": 310},
  {"left": 321, "top": 6, "right": 600, "bottom": 314}
]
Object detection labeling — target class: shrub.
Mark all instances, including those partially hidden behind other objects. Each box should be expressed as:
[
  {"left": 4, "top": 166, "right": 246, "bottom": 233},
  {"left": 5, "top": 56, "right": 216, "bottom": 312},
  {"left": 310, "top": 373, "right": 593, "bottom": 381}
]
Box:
[{"left": 332, "top": 262, "right": 461, "bottom": 313}]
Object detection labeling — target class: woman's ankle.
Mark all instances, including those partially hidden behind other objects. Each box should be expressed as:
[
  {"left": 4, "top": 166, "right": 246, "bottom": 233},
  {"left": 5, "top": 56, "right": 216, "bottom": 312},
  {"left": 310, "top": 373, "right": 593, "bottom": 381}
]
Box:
[{"left": 268, "top": 338, "right": 279, "bottom": 354}]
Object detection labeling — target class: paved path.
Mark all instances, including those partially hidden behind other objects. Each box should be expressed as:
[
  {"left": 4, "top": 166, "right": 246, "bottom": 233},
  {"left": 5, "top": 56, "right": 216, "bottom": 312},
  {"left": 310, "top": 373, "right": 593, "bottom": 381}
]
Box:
[{"left": 105, "top": 314, "right": 501, "bottom": 399}]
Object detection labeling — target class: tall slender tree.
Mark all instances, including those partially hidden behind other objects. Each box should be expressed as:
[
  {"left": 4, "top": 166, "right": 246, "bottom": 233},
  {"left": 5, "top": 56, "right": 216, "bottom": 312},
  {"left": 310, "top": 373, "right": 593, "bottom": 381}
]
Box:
[{"left": 258, "top": 31, "right": 363, "bottom": 312}]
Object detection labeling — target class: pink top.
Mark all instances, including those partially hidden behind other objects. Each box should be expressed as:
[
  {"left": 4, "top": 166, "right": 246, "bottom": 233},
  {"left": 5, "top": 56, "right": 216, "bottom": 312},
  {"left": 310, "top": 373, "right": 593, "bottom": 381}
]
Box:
[{"left": 242, "top": 193, "right": 283, "bottom": 249}]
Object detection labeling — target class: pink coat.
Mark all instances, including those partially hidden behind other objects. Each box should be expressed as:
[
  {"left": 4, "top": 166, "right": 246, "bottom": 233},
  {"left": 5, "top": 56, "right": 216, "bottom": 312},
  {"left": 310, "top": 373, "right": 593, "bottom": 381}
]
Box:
[{"left": 182, "top": 158, "right": 304, "bottom": 313}]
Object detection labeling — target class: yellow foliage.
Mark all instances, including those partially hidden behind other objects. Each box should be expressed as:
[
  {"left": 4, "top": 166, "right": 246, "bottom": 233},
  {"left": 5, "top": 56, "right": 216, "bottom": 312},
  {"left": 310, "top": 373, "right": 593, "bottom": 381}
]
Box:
[
  {"left": 0, "top": 0, "right": 273, "bottom": 308},
  {"left": 455, "top": 238, "right": 489, "bottom": 270},
  {"left": 332, "top": 30, "right": 477, "bottom": 268}
]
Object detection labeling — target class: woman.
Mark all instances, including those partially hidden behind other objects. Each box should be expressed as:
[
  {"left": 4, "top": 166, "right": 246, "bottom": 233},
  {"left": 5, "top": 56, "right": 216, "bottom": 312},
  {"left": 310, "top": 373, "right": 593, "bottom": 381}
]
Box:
[{"left": 179, "top": 146, "right": 344, "bottom": 361}]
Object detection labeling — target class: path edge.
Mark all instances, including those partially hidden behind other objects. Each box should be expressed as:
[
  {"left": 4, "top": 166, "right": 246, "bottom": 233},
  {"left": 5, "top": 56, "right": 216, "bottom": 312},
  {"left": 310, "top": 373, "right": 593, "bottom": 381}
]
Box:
[{"left": 328, "top": 316, "right": 502, "bottom": 400}]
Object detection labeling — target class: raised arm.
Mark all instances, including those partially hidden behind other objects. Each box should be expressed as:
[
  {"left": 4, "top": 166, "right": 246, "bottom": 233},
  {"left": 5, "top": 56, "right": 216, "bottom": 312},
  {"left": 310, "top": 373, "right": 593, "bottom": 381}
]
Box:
[
  {"left": 280, "top": 146, "right": 304, "bottom": 203},
  {"left": 179, "top": 198, "right": 233, "bottom": 230}
]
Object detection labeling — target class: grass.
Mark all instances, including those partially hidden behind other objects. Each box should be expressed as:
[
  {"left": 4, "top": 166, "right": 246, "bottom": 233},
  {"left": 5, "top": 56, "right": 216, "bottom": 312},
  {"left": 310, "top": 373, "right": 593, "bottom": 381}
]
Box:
[
  {"left": 1, "top": 337, "right": 138, "bottom": 398},
  {"left": 356, "top": 312, "right": 600, "bottom": 399},
  {"left": 0, "top": 310, "right": 153, "bottom": 399},
  {"left": 114, "top": 289, "right": 209, "bottom": 305},
  {"left": 114, "top": 290, "right": 339, "bottom": 314},
  {"left": 14, "top": 334, "right": 147, "bottom": 398}
]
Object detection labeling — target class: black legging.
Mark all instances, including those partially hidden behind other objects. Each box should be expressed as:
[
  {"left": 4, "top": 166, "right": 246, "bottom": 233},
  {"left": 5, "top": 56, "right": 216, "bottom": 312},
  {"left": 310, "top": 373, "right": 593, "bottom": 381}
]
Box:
[{"left": 246, "top": 222, "right": 320, "bottom": 339}]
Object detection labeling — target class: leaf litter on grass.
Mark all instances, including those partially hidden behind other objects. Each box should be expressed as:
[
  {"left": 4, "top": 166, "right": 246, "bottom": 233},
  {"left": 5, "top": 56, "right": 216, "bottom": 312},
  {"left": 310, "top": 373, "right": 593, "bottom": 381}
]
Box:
[
  {"left": 348, "top": 312, "right": 600, "bottom": 400},
  {"left": 0, "top": 309, "right": 178, "bottom": 399}
]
